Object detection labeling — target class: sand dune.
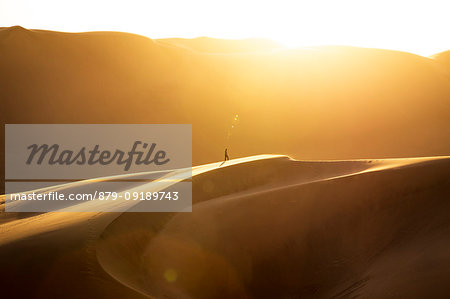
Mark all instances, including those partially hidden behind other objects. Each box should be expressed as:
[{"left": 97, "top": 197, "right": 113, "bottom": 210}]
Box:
[
  {"left": 1, "top": 155, "right": 449, "bottom": 298},
  {"left": 1, "top": 27, "right": 450, "bottom": 176},
  {"left": 432, "top": 50, "right": 450, "bottom": 71},
  {"left": 1, "top": 26, "right": 449, "bottom": 298}
]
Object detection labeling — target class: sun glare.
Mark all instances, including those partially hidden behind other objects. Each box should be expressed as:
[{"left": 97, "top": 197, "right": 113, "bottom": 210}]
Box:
[{"left": 1, "top": 0, "right": 449, "bottom": 56}]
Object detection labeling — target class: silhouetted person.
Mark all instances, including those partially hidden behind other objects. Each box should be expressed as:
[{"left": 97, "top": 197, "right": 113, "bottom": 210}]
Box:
[
  {"left": 220, "top": 148, "right": 230, "bottom": 166},
  {"left": 224, "top": 148, "right": 230, "bottom": 161}
]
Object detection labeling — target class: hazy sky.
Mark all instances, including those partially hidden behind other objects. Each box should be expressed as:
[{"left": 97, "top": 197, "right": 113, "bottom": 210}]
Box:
[{"left": 1, "top": 0, "right": 449, "bottom": 56}]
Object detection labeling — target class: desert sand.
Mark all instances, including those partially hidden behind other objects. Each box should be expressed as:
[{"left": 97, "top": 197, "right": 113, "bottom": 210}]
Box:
[
  {"left": 1, "top": 26, "right": 450, "bottom": 298},
  {"left": 1, "top": 155, "right": 449, "bottom": 298},
  {"left": 1, "top": 27, "right": 450, "bottom": 174}
]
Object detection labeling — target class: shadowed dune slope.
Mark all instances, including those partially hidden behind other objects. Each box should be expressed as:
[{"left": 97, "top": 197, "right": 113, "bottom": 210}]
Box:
[
  {"left": 94, "top": 156, "right": 450, "bottom": 299},
  {"left": 2, "top": 156, "right": 444, "bottom": 298}
]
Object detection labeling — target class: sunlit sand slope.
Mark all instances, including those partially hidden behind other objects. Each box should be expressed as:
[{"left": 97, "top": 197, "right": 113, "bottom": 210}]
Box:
[{"left": 1, "top": 155, "right": 449, "bottom": 298}]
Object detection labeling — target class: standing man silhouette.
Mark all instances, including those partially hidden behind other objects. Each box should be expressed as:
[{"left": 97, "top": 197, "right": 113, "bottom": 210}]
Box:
[
  {"left": 220, "top": 148, "right": 230, "bottom": 166},
  {"left": 224, "top": 148, "right": 230, "bottom": 161}
]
